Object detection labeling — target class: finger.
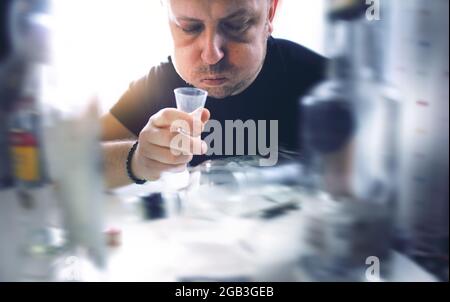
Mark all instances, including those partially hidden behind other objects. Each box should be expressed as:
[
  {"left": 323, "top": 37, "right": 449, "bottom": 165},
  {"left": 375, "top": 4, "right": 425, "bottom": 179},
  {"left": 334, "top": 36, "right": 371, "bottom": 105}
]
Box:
[
  {"left": 138, "top": 157, "right": 187, "bottom": 181},
  {"left": 200, "top": 108, "right": 210, "bottom": 124},
  {"left": 142, "top": 127, "right": 207, "bottom": 155},
  {"left": 142, "top": 143, "right": 193, "bottom": 165},
  {"left": 169, "top": 131, "right": 208, "bottom": 155},
  {"left": 151, "top": 108, "right": 198, "bottom": 132},
  {"left": 190, "top": 107, "right": 209, "bottom": 122},
  {"left": 170, "top": 118, "right": 204, "bottom": 137}
]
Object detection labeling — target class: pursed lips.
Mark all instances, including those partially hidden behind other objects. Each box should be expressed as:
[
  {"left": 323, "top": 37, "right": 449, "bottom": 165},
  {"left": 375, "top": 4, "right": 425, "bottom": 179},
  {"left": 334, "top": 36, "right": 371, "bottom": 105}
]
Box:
[{"left": 201, "top": 76, "right": 229, "bottom": 86}]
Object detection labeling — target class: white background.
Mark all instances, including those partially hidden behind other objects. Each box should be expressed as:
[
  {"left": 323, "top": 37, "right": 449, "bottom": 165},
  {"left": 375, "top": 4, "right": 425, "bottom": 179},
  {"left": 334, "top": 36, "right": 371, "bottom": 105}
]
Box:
[{"left": 51, "top": 0, "right": 325, "bottom": 113}]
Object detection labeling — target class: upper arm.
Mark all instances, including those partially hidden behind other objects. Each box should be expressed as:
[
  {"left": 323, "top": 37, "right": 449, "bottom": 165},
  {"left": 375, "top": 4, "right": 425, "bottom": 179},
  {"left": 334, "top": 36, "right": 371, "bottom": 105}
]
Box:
[
  {"left": 102, "top": 60, "right": 181, "bottom": 141},
  {"left": 100, "top": 112, "right": 137, "bottom": 141}
]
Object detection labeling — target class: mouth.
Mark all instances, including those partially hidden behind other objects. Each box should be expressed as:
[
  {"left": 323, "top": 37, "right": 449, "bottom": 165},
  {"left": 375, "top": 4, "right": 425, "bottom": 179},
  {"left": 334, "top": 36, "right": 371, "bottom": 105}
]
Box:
[{"left": 201, "top": 76, "right": 229, "bottom": 86}]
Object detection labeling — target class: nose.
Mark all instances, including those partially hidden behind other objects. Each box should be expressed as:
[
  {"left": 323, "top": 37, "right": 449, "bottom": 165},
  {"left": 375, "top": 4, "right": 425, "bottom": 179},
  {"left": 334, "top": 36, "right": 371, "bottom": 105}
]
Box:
[{"left": 200, "top": 29, "right": 225, "bottom": 66}]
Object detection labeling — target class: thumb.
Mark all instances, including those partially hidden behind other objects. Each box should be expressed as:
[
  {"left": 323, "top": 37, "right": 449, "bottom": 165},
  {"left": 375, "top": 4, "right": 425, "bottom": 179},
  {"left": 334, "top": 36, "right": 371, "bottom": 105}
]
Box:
[
  {"left": 200, "top": 108, "right": 210, "bottom": 123},
  {"left": 191, "top": 107, "right": 210, "bottom": 123}
]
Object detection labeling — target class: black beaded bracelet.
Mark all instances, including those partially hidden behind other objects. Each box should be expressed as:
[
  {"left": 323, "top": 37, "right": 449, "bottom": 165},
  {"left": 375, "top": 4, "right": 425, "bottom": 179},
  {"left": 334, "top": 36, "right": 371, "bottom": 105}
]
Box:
[{"left": 126, "top": 141, "right": 147, "bottom": 185}]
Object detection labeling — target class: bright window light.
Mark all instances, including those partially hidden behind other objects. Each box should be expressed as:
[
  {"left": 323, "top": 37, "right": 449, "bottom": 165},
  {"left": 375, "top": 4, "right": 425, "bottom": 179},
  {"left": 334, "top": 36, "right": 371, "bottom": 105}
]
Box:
[{"left": 51, "top": 0, "right": 325, "bottom": 113}]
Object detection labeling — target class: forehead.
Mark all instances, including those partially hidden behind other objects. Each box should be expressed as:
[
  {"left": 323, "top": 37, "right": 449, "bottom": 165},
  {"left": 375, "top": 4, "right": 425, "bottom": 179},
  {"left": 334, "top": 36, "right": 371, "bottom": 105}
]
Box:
[{"left": 167, "top": 0, "right": 264, "bottom": 20}]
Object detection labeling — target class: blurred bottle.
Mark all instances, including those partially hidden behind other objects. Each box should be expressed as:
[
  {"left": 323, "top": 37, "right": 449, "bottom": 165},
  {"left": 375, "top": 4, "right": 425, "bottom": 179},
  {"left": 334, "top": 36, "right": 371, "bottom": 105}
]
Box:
[
  {"left": 297, "top": 0, "right": 398, "bottom": 281},
  {"left": 8, "top": 71, "right": 49, "bottom": 189},
  {"left": 387, "top": 0, "right": 449, "bottom": 281},
  {"left": 1, "top": 0, "right": 107, "bottom": 281},
  {"left": 0, "top": 1, "right": 18, "bottom": 279},
  {"left": 0, "top": 0, "right": 64, "bottom": 281},
  {"left": 7, "top": 0, "right": 53, "bottom": 189}
]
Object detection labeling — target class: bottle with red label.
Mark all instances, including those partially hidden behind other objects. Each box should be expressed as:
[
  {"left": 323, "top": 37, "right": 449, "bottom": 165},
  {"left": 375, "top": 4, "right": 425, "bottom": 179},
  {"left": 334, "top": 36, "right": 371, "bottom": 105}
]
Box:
[
  {"left": 8, "top": 74, "right": 48, "bottom": 188},
  {"left": 6, "top": 0, "right": 51, "bottom": 189}
]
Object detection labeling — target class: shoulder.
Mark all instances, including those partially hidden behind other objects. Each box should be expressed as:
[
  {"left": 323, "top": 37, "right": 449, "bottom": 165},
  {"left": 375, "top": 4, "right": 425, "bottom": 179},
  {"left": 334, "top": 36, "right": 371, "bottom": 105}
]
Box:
[
  {"left": 267, "top": 37, "right": 327, "bottom": 93},
  {"left": 269, "top": 37, "right": 327, "bottom": 75},
  {"left": 130, "top": 57, "right": 180, "bottom": 93},
  {"left": 109, "top": 57, "right": 183, "bottom": 136},
  {"left": 270, "top": 37, "right": 325, "bottom": 64}
]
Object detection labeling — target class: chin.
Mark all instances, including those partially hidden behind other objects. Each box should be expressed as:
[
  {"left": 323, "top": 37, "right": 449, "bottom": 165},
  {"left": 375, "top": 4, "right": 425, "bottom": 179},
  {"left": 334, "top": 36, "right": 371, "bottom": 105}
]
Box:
[
  {"left": 197, "top": 85, "right": 234, "bottom": 99},
  {"left": 205, "top": 89, "right": 230, "bottom": 99}
]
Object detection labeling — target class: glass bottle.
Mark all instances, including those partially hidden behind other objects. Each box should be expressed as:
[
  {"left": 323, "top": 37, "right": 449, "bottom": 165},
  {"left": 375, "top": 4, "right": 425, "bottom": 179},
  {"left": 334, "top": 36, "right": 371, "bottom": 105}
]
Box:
[{"left": 297, "top": 0, "right": 398, "bottom": 281}]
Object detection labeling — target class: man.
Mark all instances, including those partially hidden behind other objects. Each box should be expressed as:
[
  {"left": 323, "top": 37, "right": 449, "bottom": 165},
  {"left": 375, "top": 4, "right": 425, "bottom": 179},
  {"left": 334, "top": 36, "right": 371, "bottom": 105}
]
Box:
[{"left": 101, "top": 0, "right": 326, "bottom": 188}]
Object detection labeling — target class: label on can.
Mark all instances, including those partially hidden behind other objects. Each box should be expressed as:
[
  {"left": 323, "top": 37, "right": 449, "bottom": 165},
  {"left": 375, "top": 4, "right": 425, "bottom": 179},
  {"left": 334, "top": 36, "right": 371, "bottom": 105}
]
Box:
[{"left": 9, "top": 130, "right": 40, "bottom": 182}]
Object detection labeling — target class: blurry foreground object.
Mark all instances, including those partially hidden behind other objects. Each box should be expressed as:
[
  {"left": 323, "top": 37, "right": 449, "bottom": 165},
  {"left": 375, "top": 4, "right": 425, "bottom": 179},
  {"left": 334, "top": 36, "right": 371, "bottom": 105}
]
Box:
[
  {"left": 297, "top": 0, "right": 400, "bottom": 281},
  {"left": 298, "top": 0, "right": 448, "bottom": 281},
  {"left": 0, "top": 0, "right": 106, "bottom": 281}
]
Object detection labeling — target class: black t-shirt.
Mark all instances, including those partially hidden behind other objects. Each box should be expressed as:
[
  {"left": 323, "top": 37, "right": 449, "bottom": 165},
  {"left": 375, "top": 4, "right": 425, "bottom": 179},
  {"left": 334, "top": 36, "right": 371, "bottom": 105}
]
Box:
[{"left": 111, "top": 37, "right": 326, "bottom": 165}]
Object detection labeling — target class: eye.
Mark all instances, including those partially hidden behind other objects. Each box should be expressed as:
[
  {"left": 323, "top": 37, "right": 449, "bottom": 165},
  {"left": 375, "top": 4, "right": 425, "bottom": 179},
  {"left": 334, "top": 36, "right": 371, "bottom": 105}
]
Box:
[
  {"left": 180, "top": 23, "right": 203, "bottom": 34},
  {"left": 222, "top": 21, "right": 249, "bottom": 33}
]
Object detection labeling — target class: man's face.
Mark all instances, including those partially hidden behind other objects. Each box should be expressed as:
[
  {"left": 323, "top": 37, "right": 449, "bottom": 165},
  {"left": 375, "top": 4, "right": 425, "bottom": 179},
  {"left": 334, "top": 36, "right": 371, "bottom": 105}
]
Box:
[{"left": 167, "top": 0, "right": 277, "bottom": 99}]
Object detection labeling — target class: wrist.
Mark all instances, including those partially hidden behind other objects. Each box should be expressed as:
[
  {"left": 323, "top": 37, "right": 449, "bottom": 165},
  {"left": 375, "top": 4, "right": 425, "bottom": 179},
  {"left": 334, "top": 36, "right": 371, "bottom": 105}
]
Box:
[{"left": 126, "top": 141, "right": 147, "bottom": 185}]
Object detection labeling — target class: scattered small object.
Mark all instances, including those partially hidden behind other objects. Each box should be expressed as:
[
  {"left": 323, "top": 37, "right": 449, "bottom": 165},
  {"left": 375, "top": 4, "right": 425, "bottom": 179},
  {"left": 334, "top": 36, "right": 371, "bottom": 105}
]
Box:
[
  {"left": 141, "top": 193, "right": 166, "bottom": 220},
  {"left": 104, "top": 227, "right": 122, "bottom": 247}
]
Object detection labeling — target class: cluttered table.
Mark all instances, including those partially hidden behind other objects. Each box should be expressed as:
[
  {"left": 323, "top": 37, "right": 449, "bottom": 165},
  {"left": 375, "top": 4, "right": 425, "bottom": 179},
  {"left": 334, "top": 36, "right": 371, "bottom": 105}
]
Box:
[
  {"left": 100, "top": 206, "right": 436, "bottom": 282},
  {"left": 75, "top": 161, "right": 437, "bottom": 282}
]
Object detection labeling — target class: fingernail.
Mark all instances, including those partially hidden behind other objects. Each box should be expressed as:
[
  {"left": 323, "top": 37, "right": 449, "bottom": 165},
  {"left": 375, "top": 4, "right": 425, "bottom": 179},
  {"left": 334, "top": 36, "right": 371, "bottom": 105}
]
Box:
[{"left": 201, "top": 141, "right": 208, "bottom": 154}]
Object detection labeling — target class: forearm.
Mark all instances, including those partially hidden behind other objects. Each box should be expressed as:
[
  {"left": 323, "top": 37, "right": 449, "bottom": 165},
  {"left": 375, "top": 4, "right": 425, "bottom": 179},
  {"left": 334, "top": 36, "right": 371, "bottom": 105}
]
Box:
[{"left": 102, "top": 140, "right": 136, "bottom": 189}]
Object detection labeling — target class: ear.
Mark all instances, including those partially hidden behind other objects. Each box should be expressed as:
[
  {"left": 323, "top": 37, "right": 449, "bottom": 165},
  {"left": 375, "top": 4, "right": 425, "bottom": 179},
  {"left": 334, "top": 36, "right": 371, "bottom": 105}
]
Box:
[{"left": 267, "top": 0, "right": 279, "bottom": 35}]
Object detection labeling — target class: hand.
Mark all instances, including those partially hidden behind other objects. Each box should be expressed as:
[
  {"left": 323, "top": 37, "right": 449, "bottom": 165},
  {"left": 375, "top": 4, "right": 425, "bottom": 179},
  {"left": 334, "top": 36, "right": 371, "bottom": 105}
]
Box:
[{"left": 131, "top": 107, "right": 210, "bottom": 181}]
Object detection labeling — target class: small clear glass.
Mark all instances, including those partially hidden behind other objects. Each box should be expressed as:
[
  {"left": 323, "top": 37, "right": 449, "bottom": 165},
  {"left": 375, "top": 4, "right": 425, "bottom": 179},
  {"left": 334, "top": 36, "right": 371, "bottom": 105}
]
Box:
[{"left": 174, "top": 87, "right": 208, "bottom": 119}]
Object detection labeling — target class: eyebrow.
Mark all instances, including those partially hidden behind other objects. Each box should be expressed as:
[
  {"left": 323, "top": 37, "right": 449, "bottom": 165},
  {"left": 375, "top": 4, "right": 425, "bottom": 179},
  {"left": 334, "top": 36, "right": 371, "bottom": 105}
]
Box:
[{"left": 177, "top": 8, "right": 255, "bottom": 23}]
